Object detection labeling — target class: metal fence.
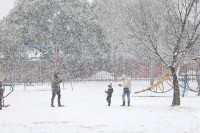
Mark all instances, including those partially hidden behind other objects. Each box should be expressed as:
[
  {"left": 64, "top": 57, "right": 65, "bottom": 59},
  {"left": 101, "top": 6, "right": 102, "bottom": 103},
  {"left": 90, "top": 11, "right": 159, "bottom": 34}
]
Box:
[
  {"left": 68, "top": 60, "right": 167, "bottom": 82},
  {"left": 0, "top": 59, "right": 170, "bottom": 84}
]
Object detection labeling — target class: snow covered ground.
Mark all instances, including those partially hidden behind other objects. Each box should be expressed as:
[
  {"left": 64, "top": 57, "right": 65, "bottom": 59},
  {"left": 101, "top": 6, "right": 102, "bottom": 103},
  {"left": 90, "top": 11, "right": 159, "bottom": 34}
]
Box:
[{"left": 1, "top": 81, "right": 200, "bottom": 133}]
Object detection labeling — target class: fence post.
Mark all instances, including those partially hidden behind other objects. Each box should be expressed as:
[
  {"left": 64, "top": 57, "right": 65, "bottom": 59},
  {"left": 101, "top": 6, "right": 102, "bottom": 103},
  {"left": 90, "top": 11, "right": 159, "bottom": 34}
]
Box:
[
  {"left": 0, "top": 81, "right": 2, "bottom": 110},
  {"left": 150, "top": 61, "right": 155, "bottom": 85}
]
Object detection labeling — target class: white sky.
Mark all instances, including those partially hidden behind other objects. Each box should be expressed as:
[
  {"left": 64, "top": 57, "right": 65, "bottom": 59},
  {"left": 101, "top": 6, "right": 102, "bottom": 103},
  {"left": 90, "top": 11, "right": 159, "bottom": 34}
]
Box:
[
  {"left": 0, "top": 0, "right": 93, "bottom": 20},
  {"left": 88, "top": 0, "right": 93, "bottom": 3},
  {"left": 0, "top": 0, "right": 15, "bottom": 19}
]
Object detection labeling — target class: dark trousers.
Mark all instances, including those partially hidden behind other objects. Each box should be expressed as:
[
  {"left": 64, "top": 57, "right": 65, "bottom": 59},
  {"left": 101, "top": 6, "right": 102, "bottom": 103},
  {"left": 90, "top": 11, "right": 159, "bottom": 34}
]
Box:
[
  {"left": 106, "top": 95, "right": 112, "bottom": 105},
  {"left": 51, "top": 91, "right": 61, "bottom": 105}
]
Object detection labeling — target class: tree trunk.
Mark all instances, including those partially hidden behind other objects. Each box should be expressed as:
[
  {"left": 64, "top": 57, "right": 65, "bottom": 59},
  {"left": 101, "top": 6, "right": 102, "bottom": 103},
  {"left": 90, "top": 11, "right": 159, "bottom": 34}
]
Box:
[{"left": 170, "top": 66, "right": 180, "bottom": 106}]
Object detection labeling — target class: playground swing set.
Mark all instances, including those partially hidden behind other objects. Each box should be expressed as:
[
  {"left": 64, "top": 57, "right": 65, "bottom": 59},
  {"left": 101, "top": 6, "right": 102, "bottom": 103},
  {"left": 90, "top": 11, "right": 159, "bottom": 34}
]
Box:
[
  {"left": 0, "top": 44, "right": 73, "bottom": 110},
  {"left": 134, "top": 58, "right": 200, "bottom": 96},
  {"left": 181, "top": 58, "right": 200, "bottom": 96}
]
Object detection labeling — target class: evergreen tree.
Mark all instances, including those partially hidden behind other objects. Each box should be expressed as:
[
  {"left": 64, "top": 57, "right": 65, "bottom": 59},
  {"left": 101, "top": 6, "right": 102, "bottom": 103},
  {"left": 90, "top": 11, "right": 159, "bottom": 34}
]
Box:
[{"left": 2, "top": 0, "right": 110, "bottom": 62}]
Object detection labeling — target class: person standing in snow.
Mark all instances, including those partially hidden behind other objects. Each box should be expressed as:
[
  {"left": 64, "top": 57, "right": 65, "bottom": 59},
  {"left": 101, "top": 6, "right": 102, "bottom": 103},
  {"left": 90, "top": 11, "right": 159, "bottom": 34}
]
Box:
[
  {"left": 119, "top": 74, "right": 132, "bottom": 106},
  {"left": 105, "top": 83, "right": 113, "bottom": 106},
  {"left": 51, "top": 72, "right": 64, "bottom": 107}
]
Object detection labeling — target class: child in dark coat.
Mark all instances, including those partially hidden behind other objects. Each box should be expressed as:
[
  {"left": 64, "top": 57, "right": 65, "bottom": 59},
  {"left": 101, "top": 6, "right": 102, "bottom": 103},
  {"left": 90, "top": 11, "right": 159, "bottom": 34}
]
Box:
[{"left": 105, "top": 83, "right": 113, "bottom": 106}]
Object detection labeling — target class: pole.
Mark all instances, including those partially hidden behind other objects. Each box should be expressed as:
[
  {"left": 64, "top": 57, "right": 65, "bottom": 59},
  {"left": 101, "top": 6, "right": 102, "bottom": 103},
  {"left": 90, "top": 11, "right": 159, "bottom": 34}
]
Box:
[
  {"left": 59, "top": 47, "right": 65, "bottom": 89},
  {"left": 59, "top": 45, "right": 74, "bottom": 91},
  {"left": 150, "top": 61, "right": 155, "bottom": 85},
  {"left": 11, "top": 47, "right": 22, "bottom": 87},
  {"left": 2, "top": 87, "right": 4, "bottom": 107},
  {"left": 55, "top": 45, "right": 58, "bottom": 72},
  {"left": 182, "top": 75, "right": 187, "bottom": 97}
]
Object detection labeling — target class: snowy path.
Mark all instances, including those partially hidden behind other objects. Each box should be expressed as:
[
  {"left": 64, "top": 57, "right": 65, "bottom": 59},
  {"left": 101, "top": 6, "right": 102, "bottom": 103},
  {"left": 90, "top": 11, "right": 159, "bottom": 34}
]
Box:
[{"left": 1, "top": 82, "right": 200, "bottom": 133}]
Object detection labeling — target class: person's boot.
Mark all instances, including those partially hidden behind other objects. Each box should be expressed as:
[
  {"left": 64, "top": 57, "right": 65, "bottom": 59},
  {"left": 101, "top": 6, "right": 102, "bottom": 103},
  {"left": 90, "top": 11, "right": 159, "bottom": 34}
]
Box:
[
  {"left": 128, "top": 101, "right": 130, "bottom": 106},
  {"left": 51, "top": 99, "right": 54, "bottom": 107},
  {"left": 121, "top": 101, "right": 125, "bottom": 106},
  {"left": 58, "top": 104, "right": 64, "bottom": 107},
  {"left": 51, "top": 101, "right": 55, "bottom": 107},
  {"left": 108, "top": 102, "right": 111, "bottom": 106}
]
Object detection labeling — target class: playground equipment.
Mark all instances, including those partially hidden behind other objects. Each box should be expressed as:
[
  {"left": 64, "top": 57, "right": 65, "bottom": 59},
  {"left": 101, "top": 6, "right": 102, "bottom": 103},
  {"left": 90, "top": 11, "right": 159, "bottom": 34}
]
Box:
[
  {"left": 135, "top": 70, "right": 174, "bottom": 94},
  {"left": 181, "top": 74, "right": 199, "bottom": 97},
  {"left": 3, "top": 44, "right": 73, "bottom": 99},
  {"left": 181, "top": 58, "right": 200, "bottom": 96},
  {"left": 0, "top": 81, "right": 12, "bottom": 109},
  {"left": 135, "top": 58, "right": 200, "bottom": 95}
]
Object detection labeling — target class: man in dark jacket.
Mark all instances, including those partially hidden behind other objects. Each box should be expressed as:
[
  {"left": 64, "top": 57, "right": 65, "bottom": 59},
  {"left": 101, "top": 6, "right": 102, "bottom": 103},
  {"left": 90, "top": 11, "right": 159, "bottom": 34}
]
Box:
[
  {"left": 105, "top": 83, "right": 113, "bottom": 106},
  {"left": 51, "top": 72, "right": 63, "bottom": 107}
]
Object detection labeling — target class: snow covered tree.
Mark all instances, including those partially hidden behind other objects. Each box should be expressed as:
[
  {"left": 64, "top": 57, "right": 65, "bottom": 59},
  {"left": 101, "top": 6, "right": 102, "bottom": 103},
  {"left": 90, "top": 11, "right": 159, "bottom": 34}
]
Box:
[
  {"left": 3, "top": 0, "right": 110, "bottom": 63},
  {"left": 52, "top": 0, "right": 110, "bottom": 62},
  {"left": 128, "top": 0, "right": 200, "bottom": 106},
  {"left": 0, "top": 20, "right": 20, "bottom": 63}
]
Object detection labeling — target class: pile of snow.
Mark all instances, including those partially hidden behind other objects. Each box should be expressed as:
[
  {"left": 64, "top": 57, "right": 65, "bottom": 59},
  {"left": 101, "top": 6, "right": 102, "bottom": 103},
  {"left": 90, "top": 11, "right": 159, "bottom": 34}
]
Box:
[{"left": 88, "top": 71, "right": 115, "bottom": 80}]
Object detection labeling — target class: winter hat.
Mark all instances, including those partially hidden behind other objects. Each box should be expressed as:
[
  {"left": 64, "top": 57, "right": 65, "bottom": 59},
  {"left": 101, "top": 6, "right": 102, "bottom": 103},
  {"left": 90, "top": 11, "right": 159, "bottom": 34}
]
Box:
[
  {"left": 122, "top": 74, "right": 126, "bottom": 80},
  {"left": 54, "top": 71, "right": 59, "bottom": 77},
  {"left": 108, "top": 83, "right": 112, "bottom": 87}
]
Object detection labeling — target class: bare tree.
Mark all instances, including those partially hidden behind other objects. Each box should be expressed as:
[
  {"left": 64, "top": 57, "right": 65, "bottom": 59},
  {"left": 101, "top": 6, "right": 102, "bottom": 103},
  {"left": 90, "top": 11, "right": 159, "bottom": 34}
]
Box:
[
  {"left": 92, "top": 0, "right": 150, "bottom": 60},
  {"left": 128, "top": 0, "right": 200, "bottom": 106}
]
